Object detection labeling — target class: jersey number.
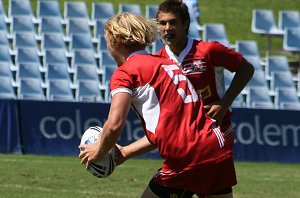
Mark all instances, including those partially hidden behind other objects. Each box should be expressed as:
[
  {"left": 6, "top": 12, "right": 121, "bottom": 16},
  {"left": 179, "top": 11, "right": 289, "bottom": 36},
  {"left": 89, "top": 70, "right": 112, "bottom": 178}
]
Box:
[{"left": 162, "top": 65, "right": 198, "bottom": 103}]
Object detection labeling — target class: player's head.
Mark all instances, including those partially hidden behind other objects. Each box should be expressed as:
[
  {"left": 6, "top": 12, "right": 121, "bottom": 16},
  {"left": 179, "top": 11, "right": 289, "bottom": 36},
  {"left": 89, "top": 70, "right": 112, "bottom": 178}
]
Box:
[
  {"left": 156, "top": 0, "right": 190, "bottom": 50},
  {"left": 104, "top": 12, "right": 158, "bottom": 65},
  {"left": 156, "top": 0, "right": 190, "bottom": 34}
]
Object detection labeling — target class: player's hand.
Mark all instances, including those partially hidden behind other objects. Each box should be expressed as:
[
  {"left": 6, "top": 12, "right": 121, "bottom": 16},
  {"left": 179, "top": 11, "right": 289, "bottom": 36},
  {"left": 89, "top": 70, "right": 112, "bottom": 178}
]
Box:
[
  {"left": 203, "top": 101, "right": 227, "bottom": 125},
  {"left": 78, "top": 142, "right": 101, "bottom": 170},
  {"left": 115, "top": 144, "right": 127, "bottom": 165}
]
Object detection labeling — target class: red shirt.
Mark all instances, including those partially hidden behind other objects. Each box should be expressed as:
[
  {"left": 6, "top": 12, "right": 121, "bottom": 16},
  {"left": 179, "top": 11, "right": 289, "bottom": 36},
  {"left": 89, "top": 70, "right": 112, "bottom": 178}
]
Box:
[
  {"left": 157, "top": 39, "right": 243, "bottom": 131},
  {"left": 110, "top": 51, "right": 232, "bottom": 171}
]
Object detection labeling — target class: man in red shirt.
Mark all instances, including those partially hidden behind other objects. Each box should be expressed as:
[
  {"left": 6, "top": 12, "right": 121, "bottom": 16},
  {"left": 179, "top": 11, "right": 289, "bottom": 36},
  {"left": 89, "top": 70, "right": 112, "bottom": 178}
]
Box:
[
  {"left": 118, "top": 1, "right": 254, "bottom": 197},
  {"left": 79, "top": 12, "right": 251, "bottom": 198}
]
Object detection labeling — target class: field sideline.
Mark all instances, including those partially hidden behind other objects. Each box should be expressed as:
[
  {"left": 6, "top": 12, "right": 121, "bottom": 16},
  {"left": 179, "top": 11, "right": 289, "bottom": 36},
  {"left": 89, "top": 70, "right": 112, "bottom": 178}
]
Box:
[{"left": 0, "top": 154, "right": 299, "bottom": 198}]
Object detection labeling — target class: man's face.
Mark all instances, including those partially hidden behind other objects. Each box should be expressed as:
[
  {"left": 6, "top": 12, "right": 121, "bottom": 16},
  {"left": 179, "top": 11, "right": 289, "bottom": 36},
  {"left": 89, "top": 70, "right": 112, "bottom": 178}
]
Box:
[{"left": 157, "top": 12, "right": 188, "bottom": 47}]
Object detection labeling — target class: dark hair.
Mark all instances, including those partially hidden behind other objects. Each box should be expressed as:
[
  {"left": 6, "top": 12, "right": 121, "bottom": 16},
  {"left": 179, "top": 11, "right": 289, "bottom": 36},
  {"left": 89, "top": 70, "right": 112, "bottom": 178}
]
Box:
[{"left": 156, "top": 0, "right": 190, "bottom": 33}]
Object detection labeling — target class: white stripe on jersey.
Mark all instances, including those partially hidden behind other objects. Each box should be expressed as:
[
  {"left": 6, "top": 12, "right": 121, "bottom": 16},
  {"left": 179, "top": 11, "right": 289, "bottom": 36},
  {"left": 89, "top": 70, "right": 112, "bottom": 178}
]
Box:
[
  {"left": 212, "top": 123, "right": 225, "bottom": 148},
  {"left": 111, "top": 87, "right": 132, "bottom": 97},
  {"left": 132, "top": 84, "right": 160, "bottom": 134}
]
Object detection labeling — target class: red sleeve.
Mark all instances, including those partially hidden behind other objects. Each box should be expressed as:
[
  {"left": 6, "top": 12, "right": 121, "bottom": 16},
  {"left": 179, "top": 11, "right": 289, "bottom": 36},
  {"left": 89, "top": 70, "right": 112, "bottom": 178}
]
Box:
[{"left": 206, "top": 41, "right": 243, "bottom": 72}]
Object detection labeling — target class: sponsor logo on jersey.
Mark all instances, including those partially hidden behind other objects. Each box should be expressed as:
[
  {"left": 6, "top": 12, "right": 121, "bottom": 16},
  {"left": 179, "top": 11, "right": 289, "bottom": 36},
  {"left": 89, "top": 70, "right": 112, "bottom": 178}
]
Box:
[
  {"left": 182, "top": 58, "right": 207, "bottom": 75},
  {"left": 197, "top": 85, "right": 211, "bottom": 100}
]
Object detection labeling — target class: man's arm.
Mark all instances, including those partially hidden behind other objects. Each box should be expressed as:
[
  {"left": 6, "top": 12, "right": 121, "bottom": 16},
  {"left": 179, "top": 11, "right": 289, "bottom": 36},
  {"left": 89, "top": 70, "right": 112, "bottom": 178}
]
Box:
[
  {"left": 117, "top": 136, "right": 156, "bottom": 165},
  {"left": 79, "top": 92, "right": 131, "bottom": 169},
  {"left": 204, "top": 58, "right": 254, "bottom": 124}
]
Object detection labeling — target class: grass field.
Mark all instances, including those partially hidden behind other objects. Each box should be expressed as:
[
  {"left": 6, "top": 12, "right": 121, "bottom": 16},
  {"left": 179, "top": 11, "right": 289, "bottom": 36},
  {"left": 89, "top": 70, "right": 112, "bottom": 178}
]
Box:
[{"left": 0, "top": 154, "right": 300, "bottom": 198}]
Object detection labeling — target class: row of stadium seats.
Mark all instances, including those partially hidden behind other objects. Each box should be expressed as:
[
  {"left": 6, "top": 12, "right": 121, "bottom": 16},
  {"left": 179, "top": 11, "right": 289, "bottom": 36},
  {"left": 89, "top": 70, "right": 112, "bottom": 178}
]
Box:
[
  {"left": 251, "top": 9, "right": 300, "bottom": 56},
  {"left": 0, "top": 1, "right": 300, "bottom": 110}
]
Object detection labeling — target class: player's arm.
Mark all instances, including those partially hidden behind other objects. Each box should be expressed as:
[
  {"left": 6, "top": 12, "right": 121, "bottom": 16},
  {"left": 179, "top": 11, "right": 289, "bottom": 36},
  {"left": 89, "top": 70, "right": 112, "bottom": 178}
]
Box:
[
  {"left": 79, "top": 92, "right": 131, "bottom": 169},
  {"left": 116, "top": 136, "right": 156, "bottom": 165},
  {"left": 205, "top": 58, "right": 254, "bottom": 124}
]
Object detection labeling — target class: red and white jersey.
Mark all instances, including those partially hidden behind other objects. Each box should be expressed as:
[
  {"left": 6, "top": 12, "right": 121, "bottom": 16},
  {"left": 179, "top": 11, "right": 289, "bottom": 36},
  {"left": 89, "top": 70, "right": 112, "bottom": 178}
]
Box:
[
  {"left": 110, "top": 51, "right": 232, "bottom": 171},
  {"left": 157, "top": 39, "right": 243, "bottom": 131}
]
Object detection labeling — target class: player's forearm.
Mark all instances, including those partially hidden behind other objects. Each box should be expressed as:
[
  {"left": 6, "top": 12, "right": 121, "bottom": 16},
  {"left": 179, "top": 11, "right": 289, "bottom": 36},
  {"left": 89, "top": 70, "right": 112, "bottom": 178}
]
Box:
[
  {"left": 121, "top": 136, "right": 156, "bottom": 161},
  {"left": 222, "top": 58, "right": 254, "bottom": 107}
]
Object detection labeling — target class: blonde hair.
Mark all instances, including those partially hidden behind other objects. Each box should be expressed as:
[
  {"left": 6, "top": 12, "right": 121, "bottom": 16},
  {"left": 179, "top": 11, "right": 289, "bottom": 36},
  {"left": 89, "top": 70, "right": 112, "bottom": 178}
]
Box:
[{"left": 104, "top": 12, "right": 158, "bottom": 48}]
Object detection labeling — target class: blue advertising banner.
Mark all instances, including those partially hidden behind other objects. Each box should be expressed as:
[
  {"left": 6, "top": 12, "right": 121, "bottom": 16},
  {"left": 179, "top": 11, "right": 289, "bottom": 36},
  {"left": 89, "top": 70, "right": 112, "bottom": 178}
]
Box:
[
  {"left": 232, "top": 108, "right": 300, "bottom": 163},
  {"left": 0, "top": 99, "right": 22, "bottom": 154},
  {"left": 1, "top": 100, "right": 300, "bottom": 163}
]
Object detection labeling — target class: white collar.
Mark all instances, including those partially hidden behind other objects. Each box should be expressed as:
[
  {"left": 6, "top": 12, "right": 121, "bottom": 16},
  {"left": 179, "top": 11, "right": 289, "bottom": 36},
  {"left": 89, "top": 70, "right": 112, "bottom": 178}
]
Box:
[{"left": 165, "top": 38, "right": 194, "bottom": 65}]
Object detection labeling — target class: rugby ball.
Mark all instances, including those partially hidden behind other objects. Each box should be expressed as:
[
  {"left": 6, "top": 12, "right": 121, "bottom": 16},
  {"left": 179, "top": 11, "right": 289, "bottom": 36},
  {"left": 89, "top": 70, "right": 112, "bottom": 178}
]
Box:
[{"left": 80, "top": 126, "right": 118, "bottom": 178}]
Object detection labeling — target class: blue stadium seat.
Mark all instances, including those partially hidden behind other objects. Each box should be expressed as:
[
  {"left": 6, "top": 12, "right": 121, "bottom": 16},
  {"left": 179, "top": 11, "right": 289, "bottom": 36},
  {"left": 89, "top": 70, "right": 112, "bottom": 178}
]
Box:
[
  {"left": 224, "top": 70, "right": 246, "bottom": 107},
  {"left": 38, "top": 17, "right": 64, "bottom": 35},
  {"left": 92, "top": 2, "right": 115, "bottom": 21},
  {"left": 274, "top": 87, "right": 300, "bottom": 110},
  {"left": 246, "top": 87, "right": 273, "bottom": 109},
  {"left": 18, "top": 78, "right": 45, "bottom": 100},
  {"left": 145, "top": 5, "right": 158, "bottom": 20},
  {"left": 74, "top": 64, "right": 100, "bottom": 83},
  {"left": 119, "top": 3, "right": 142, "bottom": 16},
  {"left": 235, "top": 40, "right": 260, "bottom": 59},
  {"left": 99, "top": 50, "right": 116, "bottom": 69},
  {"left": 66, "top": 18, "right": 91, "bottom": 37},
  {"left": 243, "top": 55, "right": 263, "bottom": 71},
  {"left": 11, "top": 16, "right": 36, "bottom": 34},
  {"left": 251, "top": 9, "right": 283, "bottom": 57},
  {"left": 8, "top": 0, "right": 35, "bottom": 22},
  {"left": 45, "top": 63, "right": 71, "bottom": 83},
  {"left": 0, "top": 62, "right": 14, "bottom": 81},
  {"left": 203, "top": 23, "right": 230, "bottom": 47},
  {"left": 13, "top": 32, "right": 38, "bottom": 50},
  {"left": 0, "top": 0, "right": 8, "bottom": 23},
  {"left": 64, "top": 1, "right": 89, "bottom": 20},
  {"left": 184, "top": 1, "right": 201, "bottom": 40},
  {"left": 16, "top": 63, "right": 42, "bottom": 83},
  {"left": 246, "top": 70, "right": 269, "bottom": 90},
  {"left": 0, "top": 16, "right": 8, "bottom": 32},
  {"left": 44, "top": 49, "right": 70, "bottom": 69},
  {"left": 278, "top": 10, "right": 300, "bottom": 32},
  {"left": 265, "top": 55, "right": 290, "bottom": 79},
  {"left": 283, "top": 27, "right": 300, "bottom": 53},
  {"left": 76, "top": 80, "right": 104, "bottom": 102},
  {"left": 0, "top": 30, "right": 10, "bottom": 46},
  {"left": 42, "top": 33, "right": 66, "bottom": 52},
  {"left": 93, "top": 19, "right": 106, "bottom": 39},
  {"left": 103, "top": 65, "right": 117, "bottom": 84},
  {"left": 72, "top": 50, "right": 97, "bottom": 68},
  {"left": 270, "top": 71, "right": 295, "bottom": 91},
  {"left": 15, "top": 48, "right": 41, "bottom": 65},
  {"left": 0, "top": 76, "right": 16, "bottom": 99},
  {"left": 70, "top": 33, "right": 94, "bottom": 52},
  {"left": 47, "top": 79, "right": 74, "bottom": 101},
  {"left": 97, "top": 35, "right": 107, "bottom": 52},
  {"left": 37, "top": 0, "right": 62, "bottom": 19},
  {"left": 0, "top": 45, "right": 14, "bottom": 66}
]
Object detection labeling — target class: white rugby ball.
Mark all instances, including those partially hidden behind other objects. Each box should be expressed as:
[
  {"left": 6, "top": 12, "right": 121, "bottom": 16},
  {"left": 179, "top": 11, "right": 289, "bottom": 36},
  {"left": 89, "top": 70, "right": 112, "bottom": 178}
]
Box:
[{"left": 80, "top": 126, "right": 118, "bottom": 178}]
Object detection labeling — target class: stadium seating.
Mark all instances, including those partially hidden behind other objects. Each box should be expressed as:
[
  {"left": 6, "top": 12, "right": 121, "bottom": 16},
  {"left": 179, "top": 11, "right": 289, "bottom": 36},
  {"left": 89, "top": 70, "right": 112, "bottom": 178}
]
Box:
[
  {"left": 45, "top": 63, "right": 71, "bottom": 83},
  {"left": 270, "top": 71, "right": 295, "bottom": 91},
  {"left": 13, "top": 32, "right": 38, "bottom": 50},
  {"left": 0, "top": 62, "right": 14, "bottom": 81},
  {"left": 44, "top": 49, "right": 70, "bottom": 69},
  {"left": 15, "top": 48, "right": 41, "bottom": 65},
  {"left": 119, "top": 3, "right": 142, "bottom": 16},
  {"left": 93, "top": 19, "right": 106, "bottom": 39},
  {"left": 246, "top": 70, "right": 269, "bottom": 90},
  {"left": 18, "top": 78, "right": 45, "bottom": 100},
  {"left": 0, "top": 76, "right": 16, "bottom": 99},
  {"left": 74, "top": 64, "right": 100, "bottom": 83},
  {"left": 8, "top": 0, "right": 35, "bottom": 22},
  {"left": 76, "top": 80, "right": 104, "bottom": 102},
  {"left": 265, "top": 55, "right": 290, "bottom": 79},
  {"left": 38, "top": 17, "right": 64, "bottom": 35},
  {"left": 243, "top": 55, "right": 263, "bottom": 71},
  {"left": 246, "top": 87, "right": 274, "bottom": 109},
  {"left": 99, "top": 50, "right": 116, "bottom": 69},
  {"left": 251, "top": 9, "right": 283, "bottom": 56},
  {"left": 64, "top": 1, "right": 89, "bottom": 20},
  {"left": 278, "top": 10, "right": 300, "bottom": 32},
  {"left": 16, "top": 63, "right": 42, "bottom": 83},
  {"left": 41, "top": 33, "right": 66, "bottom": 51},
  {"left": 47, "top": 79, "right": 74, "bottom": 101},
  {"left": 203, "top": 23, "right": 230, "bottom": 47},
  {"left": 152, "top": 38, "right": 165, "bottom": 54},
  {"left": 72, "top": 50, "right": 97, "bottom": 68},
  {"left": 92, "top": 2, "right": 115, "bottom": 21},
  {"left": 274, "top": 87, "right": 300, "bottom": 110},
  {"left": 0, "top": 30, "right": 10, "bottom": 47},
  {"left": 11, "top": 16, "right": 36, "bottom": 34},
  {"left": 235, "top": 40, "right": 260, "bottom": 59},
  {"left": 69, "top": 33, "right": 94, "bottom": 52},
  {"left": 145, "top": 5, "right": 158, "bottom": 20},
  {"left": 37, "top": 0, "right": 62, "bottom": 19},
  {"left": 283, "top": 27, "right": 300, "bottom": 53}
]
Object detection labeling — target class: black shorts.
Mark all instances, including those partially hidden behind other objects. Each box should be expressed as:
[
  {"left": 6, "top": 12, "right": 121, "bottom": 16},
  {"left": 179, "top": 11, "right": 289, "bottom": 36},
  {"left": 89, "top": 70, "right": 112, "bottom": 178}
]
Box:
[{"left": 148, "top": 178, "right": 232, "bottom": 197}]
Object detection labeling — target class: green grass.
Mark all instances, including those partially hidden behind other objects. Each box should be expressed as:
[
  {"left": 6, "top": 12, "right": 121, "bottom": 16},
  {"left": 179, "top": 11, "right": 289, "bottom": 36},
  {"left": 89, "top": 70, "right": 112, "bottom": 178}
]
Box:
[{"left": 0, "top": 154, "right": 300, "bottom": 198}]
